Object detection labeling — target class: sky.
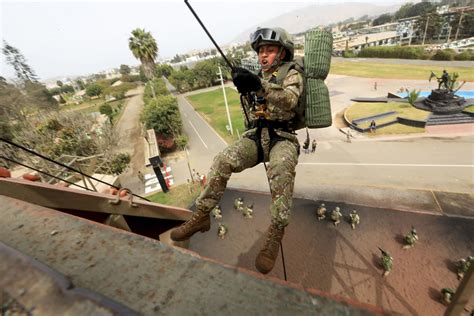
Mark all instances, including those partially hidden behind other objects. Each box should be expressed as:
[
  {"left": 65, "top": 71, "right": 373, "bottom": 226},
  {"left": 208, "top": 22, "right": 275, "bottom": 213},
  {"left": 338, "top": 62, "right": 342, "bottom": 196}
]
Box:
[{"left": 1, "top": 0, "right": 406, "bottom": 81}]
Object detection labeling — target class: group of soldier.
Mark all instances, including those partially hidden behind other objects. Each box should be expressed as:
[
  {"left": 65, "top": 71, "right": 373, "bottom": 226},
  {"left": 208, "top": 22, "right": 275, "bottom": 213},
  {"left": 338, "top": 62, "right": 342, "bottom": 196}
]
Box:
[
  {"left": 441, "top": 255, "right": 473, "bottom": 306},
  {"left": 210, "top": 197, "right": 255, "bottom": 239},
  {"left": 316, "top": 203, "right": 360, "bottom": 229}
]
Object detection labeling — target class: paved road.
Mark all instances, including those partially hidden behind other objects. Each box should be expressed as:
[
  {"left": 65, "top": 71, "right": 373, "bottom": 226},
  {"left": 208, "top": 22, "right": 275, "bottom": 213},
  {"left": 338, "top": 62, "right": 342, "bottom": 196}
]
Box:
[
  {"left": 162, "top": 76, "right": 473, "bottom": 195},
  {"left": 112, "top": 86, "right": 146, "bottom": 194}
]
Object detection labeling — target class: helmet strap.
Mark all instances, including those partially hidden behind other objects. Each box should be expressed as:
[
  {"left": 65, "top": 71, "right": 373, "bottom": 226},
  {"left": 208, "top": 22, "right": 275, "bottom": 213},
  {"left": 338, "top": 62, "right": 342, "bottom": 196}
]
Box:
[{"left": 263, "top": 46, "right": 284, "bottom": 72}]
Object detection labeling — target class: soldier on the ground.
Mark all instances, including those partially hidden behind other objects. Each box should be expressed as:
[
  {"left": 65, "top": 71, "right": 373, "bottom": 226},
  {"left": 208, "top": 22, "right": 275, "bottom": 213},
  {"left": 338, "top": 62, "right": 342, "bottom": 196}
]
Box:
[
  {"left": 311, "top": 139, "right": 317, "bottom": 153},
  {"left": 456, "top": 256, "right": 473, "bottom": 280},
  {"left": 331, "top": 206, "right": 342, "bottom": 226},
  {"left": 403, "top": 226, "right": 419, "bottom": 249},
  {"left": 349, "top": 209, "right": 360, "bottom": 229},
  {"left": 217, "top": 223, "right": 228, "bottom": 239},
  {"left": 137, "top": 171, "right": 145, "bottom": 183},
  {"left": 379, "top": 247, "right": 393, "bottom": 277},
  {"left": 234, "top": 197, "right": 244, "bottom": 212},
  {"left": 441, "top": 288, "right": 455, "bottom": 305},
  {"left": 242, "top": 203, "right": 254, "bottom": 219},
  {"left": 212, "top": 205, "right": 222, "bottom": 220},
  {"left": 170, "top": 27, "right": 303, "bottom": 274},
  {"left": 316, "top": 203, "right": 327, "bottom": 221}
]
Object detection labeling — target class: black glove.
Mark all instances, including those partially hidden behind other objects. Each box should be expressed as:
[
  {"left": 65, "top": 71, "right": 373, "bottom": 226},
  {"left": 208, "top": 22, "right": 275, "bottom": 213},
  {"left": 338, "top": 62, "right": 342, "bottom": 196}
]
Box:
[{"left": 231, "top": 67, "right": 262, "bottom": 94}]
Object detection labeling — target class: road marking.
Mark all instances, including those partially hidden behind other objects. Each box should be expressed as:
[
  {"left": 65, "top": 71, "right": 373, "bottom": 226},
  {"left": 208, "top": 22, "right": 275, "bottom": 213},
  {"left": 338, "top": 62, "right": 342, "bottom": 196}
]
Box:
[
  {"left": 188, "top": 120, "right": 208, "bottom": 149},
  {"left": 299, "top": 162, "right": 473, "bottom": 168},
  {"left": 180, "top": 96, "right": 228, "bottom": 146}
]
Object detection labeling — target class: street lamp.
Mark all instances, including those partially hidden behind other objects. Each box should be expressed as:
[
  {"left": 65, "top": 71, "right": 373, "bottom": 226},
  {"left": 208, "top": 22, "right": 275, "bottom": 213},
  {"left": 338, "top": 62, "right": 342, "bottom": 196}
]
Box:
[{"left": 217, "top": 65, "right": 233, "bottom": 135}]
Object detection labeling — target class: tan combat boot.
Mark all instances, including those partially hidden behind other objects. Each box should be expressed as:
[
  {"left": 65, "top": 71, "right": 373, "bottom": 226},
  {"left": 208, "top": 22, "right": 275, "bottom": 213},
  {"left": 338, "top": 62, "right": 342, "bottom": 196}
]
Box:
[
  {"left": 255, "top": 223, "right": 284, "bottom": 274},
  {"left": 170, "top": 210, "right": 211, "bottom": 241}
]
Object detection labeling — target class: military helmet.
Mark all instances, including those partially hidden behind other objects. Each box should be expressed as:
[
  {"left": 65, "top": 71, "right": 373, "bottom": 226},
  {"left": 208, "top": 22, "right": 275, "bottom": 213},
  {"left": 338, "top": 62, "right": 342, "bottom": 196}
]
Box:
[{"left": 250, "top": 27, "right": 294, "bottom": 61}]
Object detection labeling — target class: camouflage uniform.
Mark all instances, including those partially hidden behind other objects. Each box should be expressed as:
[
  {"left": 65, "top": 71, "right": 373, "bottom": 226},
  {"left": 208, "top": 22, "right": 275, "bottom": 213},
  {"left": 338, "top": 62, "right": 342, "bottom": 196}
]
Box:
[
  {"left": 403, "top": 227, "right": 418, "bottom": 249},
  {"left": 242, "top": 203, "right": 254, "bottom": 218},
  {"left": 380, "top": 250, "right": 393, "bottom": 277},
  {"left": 195, "top": 68, "right": 303, "bottom": 229}
]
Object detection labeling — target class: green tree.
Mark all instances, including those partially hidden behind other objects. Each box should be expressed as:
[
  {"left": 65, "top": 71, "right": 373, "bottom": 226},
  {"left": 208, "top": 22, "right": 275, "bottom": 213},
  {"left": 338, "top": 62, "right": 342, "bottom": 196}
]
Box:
[
  {"left": 128, "top": 28, "right": 158, "bottom": 86},
  {"left": 141, "top": 95, "right": 183, "bottom": 137},
  {"left": 373, "top": 14, "right": 393, "bottom": 26},
  {"left": 24, "top": 81, "right": 58, "bottom": 110},
  {"left": 61, "top": 85, "right": 75, "bottom": 94},
  {"left": 86, "top": 84, "right": 102, "bottom": 97},
  {"left": 155, "top": 64, "right": 173, "bottom": 78},
  {"left": 120, "top": 64, "right": 131, "bottom": 75},
  {"left": 108, "top": 153, "right": 131, "bottom": 175},
  {"left": 49, "top": 87, "right": 62, "bottom": 95},
  {"left": 99, "top": 104, "right": 114, "bottom": 123},
  {"left": 394, "top": 3, "right": 413, "bottom": 20},
  {"left": 193, "top": 59, "right": 218, "bottom": 88},
  {"left": 75, "top": 79, "right": 85, "bottom": 90},
  {"left": 406, "top": 2, "right": 433, "bottom": 17},
  {"left": 56, "top": 80, "right": 63, "bottom": 87},
  {"left": 175, "top": 134, "right": 188, "bottom": 149},
  {"left": 415, "top": 12, "right": 442, "bottom": 43},
  {"left": 2, "top": 40, "right": 38, "bottom": 83}
]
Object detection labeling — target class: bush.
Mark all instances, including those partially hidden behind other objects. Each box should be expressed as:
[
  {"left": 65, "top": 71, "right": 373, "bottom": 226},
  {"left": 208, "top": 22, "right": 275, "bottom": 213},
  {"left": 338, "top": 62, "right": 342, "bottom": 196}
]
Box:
[
  {"left": 108, "top": 153, "right": 130, "bottom": 175},
  {"left": 102, "top": 82, "right": 137, "bottom": 98},
  {"left": 86, "top": 84, "right": 102, "bottom": 97},
  {"left": 143, "top": 78, "right": 170, "bottom": 102},
  {"left": 357, "top": 46, "right": 425, "bottom": 59},
  {"left": 141, "top": 94, "right": 182, "bottom": 137},
  {"left": 99, "top": 104, "right": 113, "bottom": 116},
  {"left": 342, "top": 49, "right": 357, "bottom": 58},
  {"left": 454, "top": 50, "right": 474, "bottom": 61},
  {"left": 110, "top": 78, "right": 120, "bottom": 85},
  {"left": 61, "top": 85, "right": 75, "bottom": 94},
  {"left": 49, "top": 87, "right": 61, "bottom": 95},
  {"left": 431, "top": 49, "right": 456, "bottom": 61}
]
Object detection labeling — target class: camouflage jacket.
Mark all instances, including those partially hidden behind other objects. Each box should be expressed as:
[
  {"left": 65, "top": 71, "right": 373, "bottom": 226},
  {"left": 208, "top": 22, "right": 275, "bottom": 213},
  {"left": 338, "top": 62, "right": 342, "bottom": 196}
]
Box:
[{"left": 242, "top": 68, "right": 303, "bottom": 144}]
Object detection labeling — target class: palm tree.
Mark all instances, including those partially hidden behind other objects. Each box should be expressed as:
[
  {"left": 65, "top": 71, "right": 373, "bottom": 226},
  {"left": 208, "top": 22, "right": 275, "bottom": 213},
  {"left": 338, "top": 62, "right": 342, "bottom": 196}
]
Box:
[{"left": 129, "top": 28, "right": 158, "bottom": 98}]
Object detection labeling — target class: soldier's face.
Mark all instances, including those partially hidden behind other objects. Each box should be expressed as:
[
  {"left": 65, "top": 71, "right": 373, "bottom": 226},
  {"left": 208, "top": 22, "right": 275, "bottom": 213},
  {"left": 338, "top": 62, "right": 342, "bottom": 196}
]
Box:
[{"left": 258, "top": 45, "right": 285, "bottom": 72}]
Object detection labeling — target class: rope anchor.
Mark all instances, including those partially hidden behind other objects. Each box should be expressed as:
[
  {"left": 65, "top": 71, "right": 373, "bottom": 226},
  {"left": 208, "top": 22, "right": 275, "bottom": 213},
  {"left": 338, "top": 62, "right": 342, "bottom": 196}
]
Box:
[{"left": 108, "top": 188, "right": 138, "bottom": 208}]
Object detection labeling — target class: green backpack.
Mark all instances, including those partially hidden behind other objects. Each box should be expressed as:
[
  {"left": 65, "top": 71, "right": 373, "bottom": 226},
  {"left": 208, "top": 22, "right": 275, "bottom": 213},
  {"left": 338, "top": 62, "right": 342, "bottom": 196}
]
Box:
[{"left": 273, "top": 28, "right": 333, "bottom": 130}]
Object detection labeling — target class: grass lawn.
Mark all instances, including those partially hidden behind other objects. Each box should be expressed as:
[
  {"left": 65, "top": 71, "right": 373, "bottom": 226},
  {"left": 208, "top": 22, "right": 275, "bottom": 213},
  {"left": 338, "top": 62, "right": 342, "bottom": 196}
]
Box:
[
  {"left": 346, "top": 102, "right": 430, "bottom": 135},
  {"left": 147, "top": 182, "right": 201, "bottom": 209},
  {"left": 464, "top": 105, "right": 474, "bottom": 113},
  {"left": 330, "top": 61, "right": 474, "bottom": 81},
  {"left": 186, "top": 87, "right": 246, "bottom": 144}
]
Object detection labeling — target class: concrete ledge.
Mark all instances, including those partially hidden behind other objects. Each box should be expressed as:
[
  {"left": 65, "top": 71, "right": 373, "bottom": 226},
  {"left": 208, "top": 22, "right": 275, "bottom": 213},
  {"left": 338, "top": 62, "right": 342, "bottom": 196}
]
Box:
[{"left": 229, "top": 182, "right": 473, "bottom": 218}]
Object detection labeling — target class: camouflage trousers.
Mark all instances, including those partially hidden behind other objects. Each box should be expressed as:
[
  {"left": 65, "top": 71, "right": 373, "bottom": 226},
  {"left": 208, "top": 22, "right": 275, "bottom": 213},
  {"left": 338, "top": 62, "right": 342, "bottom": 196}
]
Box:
[{"left": 195, "top": 128, "right": 299, "bottom": 228}]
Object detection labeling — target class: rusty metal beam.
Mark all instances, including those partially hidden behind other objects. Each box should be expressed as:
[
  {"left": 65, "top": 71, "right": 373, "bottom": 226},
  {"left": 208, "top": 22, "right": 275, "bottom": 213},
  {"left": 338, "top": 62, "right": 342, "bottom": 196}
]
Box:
[{"left": 0, "top": 177, "right": 191, "bottom": 221}]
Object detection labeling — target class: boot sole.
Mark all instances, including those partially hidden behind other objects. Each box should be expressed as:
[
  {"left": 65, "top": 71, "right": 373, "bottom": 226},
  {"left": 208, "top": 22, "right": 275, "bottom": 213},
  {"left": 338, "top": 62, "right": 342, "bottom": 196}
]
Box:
[{"left": 170, "top": 225, "right": 210, "bottom": 242}]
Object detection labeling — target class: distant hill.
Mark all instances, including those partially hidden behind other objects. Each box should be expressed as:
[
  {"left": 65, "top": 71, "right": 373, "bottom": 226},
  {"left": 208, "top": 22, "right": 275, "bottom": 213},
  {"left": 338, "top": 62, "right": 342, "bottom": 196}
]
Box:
[{"left": 231, "top": 2, "right": 402, "bottom": 43}]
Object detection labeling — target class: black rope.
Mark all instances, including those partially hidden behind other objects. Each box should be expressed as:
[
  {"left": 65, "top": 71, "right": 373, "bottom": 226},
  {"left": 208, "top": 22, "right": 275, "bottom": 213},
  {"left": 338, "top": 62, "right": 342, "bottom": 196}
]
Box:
[
  {"left": 0, "top": 137, "right": 150, "bottom": 201},
  {"left": 0, "top": 156, "right": 91, "bottom": 191},
  {"left": 184, "top": 0, "right": 234, "bottom": 71}
]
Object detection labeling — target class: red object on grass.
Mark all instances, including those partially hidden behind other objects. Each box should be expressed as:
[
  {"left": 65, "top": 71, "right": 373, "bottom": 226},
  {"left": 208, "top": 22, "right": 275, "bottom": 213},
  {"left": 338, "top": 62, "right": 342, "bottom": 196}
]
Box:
[
  {"left": 0, "top": 167, "right": 11, "bottom": 178},
  {"left": 22, "top": 173, "right": 41, "bottom": 181}
]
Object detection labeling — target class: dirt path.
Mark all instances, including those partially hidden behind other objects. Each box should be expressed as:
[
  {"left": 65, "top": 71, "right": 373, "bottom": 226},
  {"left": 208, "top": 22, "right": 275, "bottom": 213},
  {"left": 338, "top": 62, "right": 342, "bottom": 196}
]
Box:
[{"left": 113, "top": 86, "right": 145, "bottom": 193}]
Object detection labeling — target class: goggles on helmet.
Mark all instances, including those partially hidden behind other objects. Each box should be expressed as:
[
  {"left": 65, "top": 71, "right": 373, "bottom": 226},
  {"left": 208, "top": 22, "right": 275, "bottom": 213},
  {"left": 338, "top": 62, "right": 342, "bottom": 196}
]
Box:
[{"left": 250, "top": 28, "right": 280, "bottom": 44}]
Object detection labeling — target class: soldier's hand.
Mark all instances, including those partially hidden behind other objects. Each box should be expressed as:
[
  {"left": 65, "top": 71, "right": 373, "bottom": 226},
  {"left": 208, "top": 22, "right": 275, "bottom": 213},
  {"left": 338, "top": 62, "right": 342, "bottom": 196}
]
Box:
[{"left": 231, "top": 67, "right": 262, "bottom": 94}]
